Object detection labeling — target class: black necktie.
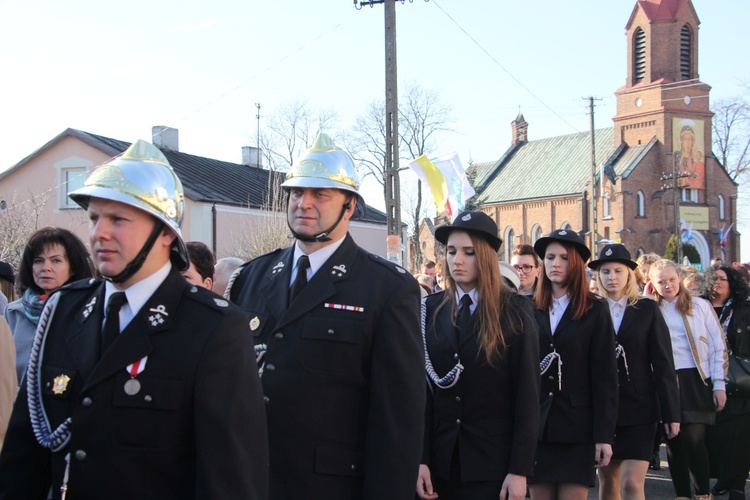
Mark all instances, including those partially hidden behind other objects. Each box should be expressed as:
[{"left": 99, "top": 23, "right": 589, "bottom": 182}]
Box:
[
  {"left": 101, "top": 292, "right": 128, "bottom": 353},
  {"left": 456, "top": 294, "right": 473, "bottom": 336},
  {"left": 289, "top": 255, "right": 310, "bottom": 302}
]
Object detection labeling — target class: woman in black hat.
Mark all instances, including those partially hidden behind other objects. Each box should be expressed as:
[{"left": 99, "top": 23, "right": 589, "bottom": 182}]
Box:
[
  {"left": 528, "top": 230, "right": 618, "bottom": 500},
  {"left": 416, "top": 211, "right": 540, "bottom": 500},
  {"left": 590, "top": 244, "right": 680, "bottom": 500}
]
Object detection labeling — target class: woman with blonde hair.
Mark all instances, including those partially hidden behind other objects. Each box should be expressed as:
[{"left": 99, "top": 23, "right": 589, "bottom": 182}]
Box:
[
  {"left": 417, "top": 211, "right": 540, "bottom": 500},
  {"left": 529, "top": 230, "right": 618, "bottom": 500},
  {"left": 590, "top": 245, "right": 680, "bottom": 500},
  {"left": 648, "top": 258, "right": 727, "bottom": 500}
]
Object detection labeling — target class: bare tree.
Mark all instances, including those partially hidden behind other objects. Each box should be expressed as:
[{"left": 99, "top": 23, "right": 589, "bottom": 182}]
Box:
[
  {"left": 712, "top": 95, "right": 750, "bottom": 181},
  {"left": 347, "top": 84, "right": 453, "bottom": 270},
  {"left": 251, "top": 99, "right": 340, "bottom": 171},
  {"left": 231, "top": 174, "right": 292, "bottom": 261},
  {"left": 0, "top": 189, "right": 51, "bottom": 271}
]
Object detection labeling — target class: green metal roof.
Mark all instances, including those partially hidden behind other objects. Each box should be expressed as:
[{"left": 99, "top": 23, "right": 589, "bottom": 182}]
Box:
[{"left": 476, "top": 127, "right": 620, "bottom": 204}]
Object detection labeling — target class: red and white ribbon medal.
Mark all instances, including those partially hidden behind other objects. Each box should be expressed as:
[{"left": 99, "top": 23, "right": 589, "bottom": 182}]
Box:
[{"left": 124, "top": 356, "right": 148, "bottom": 396}]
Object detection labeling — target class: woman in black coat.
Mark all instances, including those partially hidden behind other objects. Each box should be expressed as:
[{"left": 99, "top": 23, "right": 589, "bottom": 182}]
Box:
[
  {"left": 705, "top": 265, "right": 750, "bottom": 500},
  {"left": 589, "top": 244, "right": 680, "bottom": 500},
  {"left": 529, "top": 230, "right": 619, "bottom": 500},
  {"left": 416, "top": 211, "right": 540, "bottom": 500}
]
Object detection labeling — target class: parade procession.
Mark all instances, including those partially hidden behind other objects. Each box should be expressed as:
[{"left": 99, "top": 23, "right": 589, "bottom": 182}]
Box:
[{"left": 0, "top": 0, "right": 749, "bottom": 499}]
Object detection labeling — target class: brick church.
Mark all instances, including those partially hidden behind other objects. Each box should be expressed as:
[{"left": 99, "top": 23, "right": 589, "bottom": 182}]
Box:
[{"left": 421, "top": 0, "right": 738, "bottom": 269}]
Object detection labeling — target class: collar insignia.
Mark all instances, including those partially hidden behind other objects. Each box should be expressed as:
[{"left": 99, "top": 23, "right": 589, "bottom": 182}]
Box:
[
  {"left": 272, "top": 261, "right": 285, "bottom": 274},
  {"left": 148, "top": 305, "right": 168, "bottom": 327},
  {"left": 52, "top": 374, "right": 71, "bottom": 395},
  {"left": 82, "top": 296, "right": 97, "bottom": 319},
  {"left": 331, "top": 264, "right": 347, "bottom": 277}
]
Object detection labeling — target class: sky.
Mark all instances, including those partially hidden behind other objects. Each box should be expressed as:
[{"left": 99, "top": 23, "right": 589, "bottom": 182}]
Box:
[{"left": 0, "top": 0, "right": 748, "bottom": 260}]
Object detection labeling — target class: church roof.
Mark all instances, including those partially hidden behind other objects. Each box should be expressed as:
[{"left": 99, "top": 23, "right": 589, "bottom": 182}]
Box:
[
  {"left": 473, "top": 128, "right": 655, "bottom": 205},
  {"left": 627, "top": 0, "right": 698, "bottom": 28}
]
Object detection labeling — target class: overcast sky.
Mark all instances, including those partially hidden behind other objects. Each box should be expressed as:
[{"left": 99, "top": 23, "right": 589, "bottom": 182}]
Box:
[{"left": 1, "top": 0, "right": 747, "bottom": 259}]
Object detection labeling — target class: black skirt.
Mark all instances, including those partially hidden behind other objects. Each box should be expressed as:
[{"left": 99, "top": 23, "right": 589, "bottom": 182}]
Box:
[
  {"left": 612, "top": 422, "right": 657, "bottom": 461},
  {"left": 676, "top": 368, "right": 716, "bottom": 425},
  {"left": 529, "top": 441, "right": 596, "bottom": 487}
]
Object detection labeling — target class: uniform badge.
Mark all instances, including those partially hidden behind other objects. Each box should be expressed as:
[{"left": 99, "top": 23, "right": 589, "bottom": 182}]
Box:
[
  {"left": 605, "top": 248, "right": 613, "bottom": 256},
  {"left": 82, "top": 296, "right": 97, "bottom": 319},
  {"left": 214, "top": 298, "right": 229, "bottom": 308},
  {"left": 461, "top": 213, "right": 472, "bottom": 221},
  {"left": 52, "top": 374, "right": 71, "bottom": 395},
  {"left": 272, "top": 262, "right": 285, "bottom": 274},
  {"left": 190, "top": 286, "right": 198, "bottom": 293},
  {"left": 148, "top": 305, "right": 168, "bottom": 326},
  {"left": 559, "top": 230, "right": 567, "bottom": 235},
  {"left": 250, "top": 316, "right": 260, "bottom": 331},
  {"left": 395, "top": 266, "right": 406, "bottom": 274},
  {"left": 331, "top": 264, "right": 347, "bottom": 277}
]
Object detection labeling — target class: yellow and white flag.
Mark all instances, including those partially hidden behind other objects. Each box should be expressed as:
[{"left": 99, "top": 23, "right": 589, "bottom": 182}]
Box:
[{"left": 408, "top": 152, "right": 474, "bottom": 220}]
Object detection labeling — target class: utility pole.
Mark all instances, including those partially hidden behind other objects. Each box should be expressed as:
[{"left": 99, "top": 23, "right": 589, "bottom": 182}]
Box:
[
  {"left": 355, "top": 0, "right": 425, "bottom": 264},
  {"left": 584, "top": 96, "right": 602, "bottom": 257},
  {"left": 660, "top": 161, "right": 696, "bottom": 264}
]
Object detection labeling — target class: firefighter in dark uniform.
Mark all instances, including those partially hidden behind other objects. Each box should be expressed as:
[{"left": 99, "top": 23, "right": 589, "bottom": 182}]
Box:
[
  {"left": 0, "top": 140, "right": 269, "bottom": 499},
  {"left": 228, "top": 133, "right": 425, "bottom": 499}
]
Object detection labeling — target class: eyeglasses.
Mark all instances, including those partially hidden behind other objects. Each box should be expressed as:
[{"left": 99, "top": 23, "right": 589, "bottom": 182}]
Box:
[{"left": 512, "top": 264, "right": 535, "bottom": 274}]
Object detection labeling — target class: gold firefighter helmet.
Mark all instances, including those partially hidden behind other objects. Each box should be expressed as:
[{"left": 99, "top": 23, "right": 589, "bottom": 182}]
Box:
[
  {"left": 69, "top": 140, "right": 189, "bottom": 271},
  {"left": 282, "top": 133, "right": 364, "bottom": 208}
]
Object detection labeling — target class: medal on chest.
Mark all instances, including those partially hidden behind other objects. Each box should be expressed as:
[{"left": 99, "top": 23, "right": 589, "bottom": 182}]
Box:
[{"left": 124, "top": 356, "right": 148, "bottom": 395}]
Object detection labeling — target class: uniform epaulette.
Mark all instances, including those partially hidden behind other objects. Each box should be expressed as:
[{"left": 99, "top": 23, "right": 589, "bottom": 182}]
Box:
[
  {"left": 250, "top": 247, "right": 284, "bottom": 263},
  {"left": 368, "top": 253, "right": 411, "bottom": 279},
  {"left": 59, "top": 276, "right": 102, "bottom": 291},
  {"left": 183, "top": 285, "right": 236, "bottom": 314}
]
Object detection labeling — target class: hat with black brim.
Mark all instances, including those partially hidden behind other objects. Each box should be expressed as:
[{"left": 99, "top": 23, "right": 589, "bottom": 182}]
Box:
[
  {"left": 534, "top": 229, "right": 591, "bottom": 262},
  {"left": 588, "top": 244, "right": 637, "bottom": 270},
  {"left": 434, "top": 211, "right": 502, "bottom": 252}
]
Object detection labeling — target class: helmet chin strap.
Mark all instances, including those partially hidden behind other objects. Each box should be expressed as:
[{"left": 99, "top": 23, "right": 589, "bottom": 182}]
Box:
[
  {"left": 288, "top": 202, "right": 351, "bottom": 243},
  {"left": 102, "top": 221, "right": 164, "bottom": 284}
]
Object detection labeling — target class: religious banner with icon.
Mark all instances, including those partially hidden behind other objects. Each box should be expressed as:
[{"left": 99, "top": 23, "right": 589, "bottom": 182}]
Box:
[{"left": 672, "top": 118, "right": 706, "bottom": 190}]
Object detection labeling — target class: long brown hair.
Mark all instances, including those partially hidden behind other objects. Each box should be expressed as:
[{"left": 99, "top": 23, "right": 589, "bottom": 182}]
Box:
[
  {"left": 649, "top": 259, "right": 693, "bottom": 316},
  {"left": 534, "top": 241, "right": 592, "bottom": 320},
  {"left": 436, "top": 231, "right": 509, "bottom": 364}
]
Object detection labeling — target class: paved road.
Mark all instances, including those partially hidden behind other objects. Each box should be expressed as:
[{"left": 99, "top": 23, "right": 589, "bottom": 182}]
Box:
[{"left": 586, "top": 445, "right": 749, "bottom": 499}]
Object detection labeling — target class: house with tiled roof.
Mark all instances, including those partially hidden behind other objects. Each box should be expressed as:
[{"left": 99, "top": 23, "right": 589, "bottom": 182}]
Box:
[
  {"left": 429, "top": 0, "right": 739, "bottom": 267},
  {"left": 0, "top": 127, "right": 390, "bottom": 263}
]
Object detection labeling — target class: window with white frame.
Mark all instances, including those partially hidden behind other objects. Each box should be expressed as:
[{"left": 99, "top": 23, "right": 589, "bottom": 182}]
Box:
[
  {"left": 531, "top": 224, "right": 543, "bottom": 244},
  {"left": 55, "top": 156, "right": 93, "bottom": 209},
  {"left": 603, "top": 197, "right": 612, "bottom": 218},
  {"left": 636, "top": 191, "right": 645, "bottom": 217},
  {"left": 718, "top": 194, "right": 725, "bottom": 220},
  {"left": 680, "top": 188, "right": 698, "bottom": 203},
  {"left": 504, "top": 227, "right": 515, "bottom": 262}
]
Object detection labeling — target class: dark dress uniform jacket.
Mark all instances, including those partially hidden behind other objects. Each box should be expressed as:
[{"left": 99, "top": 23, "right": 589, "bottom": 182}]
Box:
[
  {"left": 0, "top": 269, "right": 269, "bottom": 500},
  {"left": 422, "top": 292, "right": 540, "bottom": 482},
  {"left": 535, "top": 295, "right": 619, "bottom": 444},
  {"left": 614, "top": 298, "right": 680, "bottom": 426},
  {"left": 229, "top": 234, "right": 425, "bottom": 500}
]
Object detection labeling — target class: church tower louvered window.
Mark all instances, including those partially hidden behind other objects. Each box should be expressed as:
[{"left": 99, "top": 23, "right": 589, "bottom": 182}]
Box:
[
  {"left": 680, "top": 25, "right": 692, "bottom": 80},
  {"left": 634, "top": 28, "right": 646, "bottom": 83}
]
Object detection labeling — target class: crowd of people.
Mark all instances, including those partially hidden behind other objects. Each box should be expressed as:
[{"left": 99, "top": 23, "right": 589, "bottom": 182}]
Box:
[{"left": 0, "top": 134, "right": 747, "bottom": 499}]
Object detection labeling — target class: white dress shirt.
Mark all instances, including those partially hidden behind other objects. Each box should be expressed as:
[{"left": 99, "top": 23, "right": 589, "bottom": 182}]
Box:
[
  {"left": 549, "top": 293, "right": 570, "bottom": 335},
  {"left": 607, "top": 296, "right": 629, "bottom": 334},
  {"left": 290, "top": 236, "right": 346, "bottom": 286}
]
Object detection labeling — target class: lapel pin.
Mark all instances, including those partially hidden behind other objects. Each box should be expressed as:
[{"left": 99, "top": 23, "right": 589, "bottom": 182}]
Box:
[
  {"left": 214, "top": 298, "right": 229, "bottom": 308},
  {"left": 52, "top": 374, "right": 71, "bottom": 395},
  {"left": 272, "top": 262, "right": 285, "bottom": 274},
  {"left": 331, "top": 264, "right": 347, "bottom": 277},
  {"left": 82, "top": 296, "right": 97, "bottom": 319},
  {"left": 250, "top": 316, "right": 260, "bottom": 331}
]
